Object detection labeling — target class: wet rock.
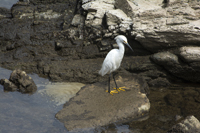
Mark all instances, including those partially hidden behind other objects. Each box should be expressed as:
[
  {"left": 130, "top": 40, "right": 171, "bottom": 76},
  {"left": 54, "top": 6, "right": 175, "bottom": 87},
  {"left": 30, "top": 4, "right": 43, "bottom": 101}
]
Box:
[
  {"left": 151, "top": 51, "right": 200, "bottom": 82},
  {"left": 0, "top": 79, "right": 17, "bottom": 91},
  {"left": 168, "top": 115, "right": 200, "bottom": 133},
  {"left": 148, "top": 77, "right": 171, "bottom": 87},
  {"left": 0, "top": 7, "right": 12, "bottom": 18},
  {"left": 56, "top": 74, "right": 150, "bottom": 131},
  {"left": 165, "top": 93, "right": 183, "bottom": 107},
  {"left": 0, "top": 69, "right": 37, "bottom": 93},
  {"left": 11, "top": 3, "right": 34, "bottom": 19}
]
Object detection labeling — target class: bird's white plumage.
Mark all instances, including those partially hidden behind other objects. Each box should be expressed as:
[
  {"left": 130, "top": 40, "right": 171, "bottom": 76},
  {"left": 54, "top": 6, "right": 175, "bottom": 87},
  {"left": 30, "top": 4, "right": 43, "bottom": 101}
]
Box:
[{"left": 99, "top": 35, "right": 129, "bottom": 76}]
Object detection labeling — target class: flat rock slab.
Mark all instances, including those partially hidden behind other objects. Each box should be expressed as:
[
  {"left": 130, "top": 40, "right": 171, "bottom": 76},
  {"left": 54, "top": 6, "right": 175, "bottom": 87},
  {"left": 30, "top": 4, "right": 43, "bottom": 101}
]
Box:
[{"left": 56, "top": 73, "right": 150, "bottom": 131}]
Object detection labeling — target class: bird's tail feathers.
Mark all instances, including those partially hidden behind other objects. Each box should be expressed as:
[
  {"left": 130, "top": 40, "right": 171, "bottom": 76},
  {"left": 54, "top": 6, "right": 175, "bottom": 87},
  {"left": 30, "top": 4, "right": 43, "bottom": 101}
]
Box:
[
  {"left": 99, "top": 66, "right": 109, "bottom": 76},
  {"left": 98, "top": 69, "right": 104, "bottom": 76}
]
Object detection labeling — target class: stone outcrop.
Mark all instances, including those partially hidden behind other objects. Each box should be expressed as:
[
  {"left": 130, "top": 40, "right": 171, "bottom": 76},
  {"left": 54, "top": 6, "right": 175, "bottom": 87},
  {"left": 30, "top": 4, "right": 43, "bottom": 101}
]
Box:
[
  {"left": 150, "top": 46, "right": 200, "bottom": 82},
  {"left": 0, "top": 0, "right": 200, "bottom": 132},
  {"left": 56, "top": 73, "right": 150, "bottom": 131},
  {"left": 0, "top": 0, "right": 200, "bottom": 87},
  {"left": 81, "top": 0, "right": 200, "bottom": 53},
  {"left": 0, "top": 69, "right": 37, "bottom": 93}
]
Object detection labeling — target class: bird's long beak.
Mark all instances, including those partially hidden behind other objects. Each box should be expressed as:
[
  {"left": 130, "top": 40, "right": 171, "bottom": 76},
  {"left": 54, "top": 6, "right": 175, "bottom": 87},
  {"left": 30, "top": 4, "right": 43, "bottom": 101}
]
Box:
[{"left": 124, "top": 42, "right": 134, "bottom": 52}]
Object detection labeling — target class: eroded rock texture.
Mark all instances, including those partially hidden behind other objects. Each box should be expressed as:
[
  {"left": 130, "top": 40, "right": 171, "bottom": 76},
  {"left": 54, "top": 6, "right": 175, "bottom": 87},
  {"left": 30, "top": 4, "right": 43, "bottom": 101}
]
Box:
[
  {"left": 56, "top": 73, "right": 150, "bottom": 131},
  {"left": 0, "top": 69, "right": 37, "bottom": 93},
  {"left": 0, "top": 0, "right": 200, "bottom": 86}
]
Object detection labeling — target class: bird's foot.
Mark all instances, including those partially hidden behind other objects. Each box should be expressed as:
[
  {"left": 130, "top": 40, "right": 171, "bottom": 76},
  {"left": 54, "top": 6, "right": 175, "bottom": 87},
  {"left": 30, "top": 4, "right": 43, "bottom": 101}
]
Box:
[
  {"left": 113, "top": 86, "right": 126, "bottom": 92},
  {"left": 106, "top": 90, "right": 118, "bottom": 95}
]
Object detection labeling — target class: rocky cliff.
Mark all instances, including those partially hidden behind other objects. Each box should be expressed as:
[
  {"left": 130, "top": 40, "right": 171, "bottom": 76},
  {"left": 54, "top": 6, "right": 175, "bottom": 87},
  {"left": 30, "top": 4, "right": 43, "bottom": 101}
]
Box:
[{"left": 0, "top": 0, "right": 200, "bottom": 86}]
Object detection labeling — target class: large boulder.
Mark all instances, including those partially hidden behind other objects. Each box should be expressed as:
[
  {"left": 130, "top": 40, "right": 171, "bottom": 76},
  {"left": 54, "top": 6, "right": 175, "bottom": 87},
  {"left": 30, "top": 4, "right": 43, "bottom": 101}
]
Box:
[
  {"left": 56, "top": 73, "right": 150, "bottom": 131},
  {"left": 151, "top": 51, "right": 200, "bottom": 82}
]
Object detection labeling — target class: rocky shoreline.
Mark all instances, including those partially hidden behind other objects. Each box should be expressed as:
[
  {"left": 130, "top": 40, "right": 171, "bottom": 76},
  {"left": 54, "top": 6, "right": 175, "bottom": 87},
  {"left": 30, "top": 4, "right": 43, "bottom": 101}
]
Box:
[
  {"left": 0, "top": 0, "right": 200, "bottom": 86},
  {"left": 1, "top": 0, "right": 200, "bottom": 132}
]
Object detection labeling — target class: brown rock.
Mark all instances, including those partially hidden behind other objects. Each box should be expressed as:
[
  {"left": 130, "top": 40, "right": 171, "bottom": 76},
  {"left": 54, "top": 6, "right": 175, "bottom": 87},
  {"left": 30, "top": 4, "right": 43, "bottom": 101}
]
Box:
[{"left": 56, "top": 73, "right": 150, "bottom": 131}]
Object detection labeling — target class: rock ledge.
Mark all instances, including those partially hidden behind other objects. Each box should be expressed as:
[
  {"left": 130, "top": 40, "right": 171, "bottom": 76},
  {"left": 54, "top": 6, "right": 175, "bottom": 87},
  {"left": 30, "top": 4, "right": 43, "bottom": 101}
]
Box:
[{"left": 56, "top": 73, "right": 150, "bottom": 131}]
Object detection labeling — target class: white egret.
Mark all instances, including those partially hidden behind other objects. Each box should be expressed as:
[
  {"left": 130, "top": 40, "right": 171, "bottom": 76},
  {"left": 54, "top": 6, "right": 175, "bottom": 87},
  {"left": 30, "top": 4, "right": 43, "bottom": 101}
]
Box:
[{"left": 99, "top": 35, "right": 133, "bottom": 95}]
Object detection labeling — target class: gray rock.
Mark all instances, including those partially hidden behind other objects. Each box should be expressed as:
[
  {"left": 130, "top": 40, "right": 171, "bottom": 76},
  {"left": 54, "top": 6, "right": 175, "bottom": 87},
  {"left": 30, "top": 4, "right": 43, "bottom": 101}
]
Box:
[
  {"left": 11, "top": 4, "right": 34, "bottom": 19},
  {"left": 115, "top": 0, "right": 136, "bottom": 18},
  {"left": 0, "top": 69, "right": 37, "bottom": 93},
  {"left": 148, "top": 77, "right": 171, "bottom": 87},
  {"left": 168, "top": 115, "right": 200, "bottom": 133},
  {"left": 106, "top": 9, "right": 132, "bottom": 26},
  {"left": 0, "top": 7, "right": 12, "bottom": 18},
  {"left": 82, "top": 1, "right": 114, "bottom": 11},
  {"left": 34, "top": 10, "right": 61, "bottom": 20},
  {"left": 179, "top": 47, "right": 200, "bottom": 63},
  {"left": 115, "top": 0, "right": 163, "bottom": 19},
  {"left": 9, "top": 69, "right": 37, "bottom": 93},
  {"left": 166, "top": 17, "right": 189, "bottom": 25},
  {"left": 1, "top": 0, "right": 200, "bottom": 87},
  {"left": 0, "top": 79, "right": 17, "bottom": 91},
  {"left": 151, "top": 51, "right": 200, "bottom": 82},
  {"left": 151, "top": 52, "right": 179, "bottom": 65},
  {"left": 123, "top": 0, "right": 200, "bottom": 53},
  {"left": 56, "top": 73, "right": 150, "bottom": 131},
  {"left": 71, "top": 14, "right": 85, "bottom": 27}
]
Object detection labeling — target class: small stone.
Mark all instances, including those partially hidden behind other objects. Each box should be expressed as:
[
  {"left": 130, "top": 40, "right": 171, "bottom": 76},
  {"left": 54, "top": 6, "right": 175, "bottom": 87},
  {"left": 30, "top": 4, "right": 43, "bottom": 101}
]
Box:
[
  {"left": 71, "top": 14, "right": 85, "bottom": 27},
  {"left": 175, "top": 115, "right": 182, "bottom": 121}
]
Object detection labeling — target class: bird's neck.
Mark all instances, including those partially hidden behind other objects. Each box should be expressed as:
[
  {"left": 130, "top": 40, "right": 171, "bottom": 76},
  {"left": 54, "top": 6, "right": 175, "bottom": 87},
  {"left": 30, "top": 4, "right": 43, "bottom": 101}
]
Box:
[{"left": 116, "top": 40, "right": 125, "bottom": 54}]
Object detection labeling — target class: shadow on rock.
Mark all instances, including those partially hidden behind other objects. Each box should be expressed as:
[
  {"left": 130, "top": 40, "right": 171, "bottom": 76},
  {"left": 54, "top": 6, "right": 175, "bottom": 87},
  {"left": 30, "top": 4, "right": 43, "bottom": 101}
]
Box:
[
  {"left": 56, "top": 73, "right": 150, "bottom": 131},
  {"left": 0, "top": 69, "right": 37, "bottom": 94}
]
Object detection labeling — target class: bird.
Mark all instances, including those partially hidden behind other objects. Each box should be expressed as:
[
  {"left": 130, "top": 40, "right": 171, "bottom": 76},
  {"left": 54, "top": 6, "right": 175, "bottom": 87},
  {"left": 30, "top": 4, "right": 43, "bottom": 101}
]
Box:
[{"left": 99, "top": 35, "right": 133, "bottom": 95}]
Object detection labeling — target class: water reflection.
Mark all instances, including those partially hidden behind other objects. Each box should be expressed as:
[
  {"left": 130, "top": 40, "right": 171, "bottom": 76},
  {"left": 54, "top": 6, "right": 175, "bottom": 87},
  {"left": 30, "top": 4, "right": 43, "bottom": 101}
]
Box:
[
  {"left": 0, "top": 67, "right": 132, "bottom": 132},
  {"left": 0, "top": 0, "right": 19, "bottom": 9}
]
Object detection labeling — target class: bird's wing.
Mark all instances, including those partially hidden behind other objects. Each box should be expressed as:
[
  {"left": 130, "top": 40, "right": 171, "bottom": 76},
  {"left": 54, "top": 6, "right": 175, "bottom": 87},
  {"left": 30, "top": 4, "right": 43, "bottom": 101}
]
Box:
[{"left": 99, "top": 49, "right": 118, "bottom": 76}]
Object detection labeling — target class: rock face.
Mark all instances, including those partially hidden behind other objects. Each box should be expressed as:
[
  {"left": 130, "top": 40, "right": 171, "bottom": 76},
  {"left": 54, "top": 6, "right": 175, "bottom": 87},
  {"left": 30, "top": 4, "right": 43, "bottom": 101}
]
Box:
[
  {"left": 151, "top": 46, "right": 200, "bottom": 82},
  {"left": 56, "top": 73, "right": 150, "bottom": 131},
  {"left": 0, "top": 0, "right": 200, "bottom": 86},
  {"left": 168, "top": 116, "right": 200, "bottom": 133},
  {"left": 0, "top": 69, "right": 37, "bottom": 93}
]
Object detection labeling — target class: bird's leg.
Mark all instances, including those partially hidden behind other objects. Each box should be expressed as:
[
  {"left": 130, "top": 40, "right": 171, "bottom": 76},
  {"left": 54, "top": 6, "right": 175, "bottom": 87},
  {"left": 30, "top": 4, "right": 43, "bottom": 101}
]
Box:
[
  {"left": 106, "top": 73, "right": 118, "bottom": 95},
  {"left": 108, "top": 73, "right": 111, "bottom": 93},
  {"left": 113, "top": 72, "right": 125, "bottom": 92}
]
